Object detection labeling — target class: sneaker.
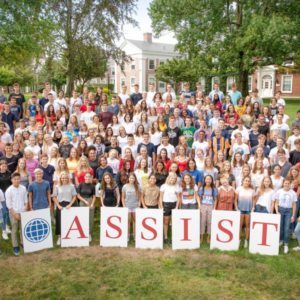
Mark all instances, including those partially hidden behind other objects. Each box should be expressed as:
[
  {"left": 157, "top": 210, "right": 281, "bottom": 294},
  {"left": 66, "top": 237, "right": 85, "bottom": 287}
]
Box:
[
  {"left": 279, "top": 241, "right": 283, "bottom": 246},
  {"left": 2, "top": 231, "right": 8, "bottom": 240},
  {"left": 56, "top": 238, "right": 61, "bottom": 245},
  {"left": 293, "top": 246, "right": 300, "bottom": 252},
  {"left": 51, "top": 216, "right": 56, "bottom": 224},
  {"left": 244, "top": 240, "right": 248, "bottom": 248},
  {"left": 89, "top": 235, "right": 92, "bottom": 242},
  {"left": 13, "top": 247, "right": 20, "bottom": 255},
  {"left": 133, "top": 234, "right": 136, "bottom": 241},
  {"left": 164, "top": 238, "right": 168, "bottom": 245},
  {"left": 292, "top": 232, "right": 297, "bottom": 240},
  {"left": 127, "top": 234, "right": 130, "bottom": 242},
  {"left": 284, "top": 245, "right": 288, "bottom": 254},
  {"left": 5, "top": 225, "right": 11, "bottom": 233}
]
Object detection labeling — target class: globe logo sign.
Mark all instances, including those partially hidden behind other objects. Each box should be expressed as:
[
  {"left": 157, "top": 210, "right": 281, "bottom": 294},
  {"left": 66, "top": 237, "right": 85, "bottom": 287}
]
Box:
[{"left": 24, "top": 218, "right": 50, "bottom": 243}]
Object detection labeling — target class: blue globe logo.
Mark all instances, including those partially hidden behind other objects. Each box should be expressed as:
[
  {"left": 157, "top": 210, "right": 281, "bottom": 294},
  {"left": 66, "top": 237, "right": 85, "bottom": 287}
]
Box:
[{"left": 24, "top": 218, "right": 50, "bottom": 243}]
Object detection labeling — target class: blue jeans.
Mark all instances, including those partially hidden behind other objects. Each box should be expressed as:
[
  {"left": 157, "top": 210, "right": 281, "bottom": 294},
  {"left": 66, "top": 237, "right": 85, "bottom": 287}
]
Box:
[
  {"left": 1, "top": 200, "right": 10, "bottom": 230},
  {"left": 255, "top": 204, "right": 269, "bottom": 213},
  {"left": 291, "top": 197, "right": 300, "bottom": 231},
  {"left": 279, "top": 206, "right": 293, "bottom": 245},
  {"left": 295, "top": 222, "right": 300, "bottom": 246}
]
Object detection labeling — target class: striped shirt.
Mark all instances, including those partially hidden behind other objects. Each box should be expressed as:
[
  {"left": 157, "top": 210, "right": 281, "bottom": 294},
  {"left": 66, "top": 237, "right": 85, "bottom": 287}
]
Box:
[
  {"left": 217, "top": 187, "right": 235, "bottom": 211},
  {"left": 211, "top": 137, "right": 229, "bottom": 161}
]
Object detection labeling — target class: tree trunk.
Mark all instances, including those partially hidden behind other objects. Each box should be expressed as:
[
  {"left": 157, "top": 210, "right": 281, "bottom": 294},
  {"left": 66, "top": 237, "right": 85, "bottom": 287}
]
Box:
[
  {"left": 66, "top": 64, "right": 74, "bottom": 96},
  {"left": 238, "top": 54, "right": 249, "bottom": 97},
  {"left": 175, "top": 82, "right": 181, "bottom": 95}
]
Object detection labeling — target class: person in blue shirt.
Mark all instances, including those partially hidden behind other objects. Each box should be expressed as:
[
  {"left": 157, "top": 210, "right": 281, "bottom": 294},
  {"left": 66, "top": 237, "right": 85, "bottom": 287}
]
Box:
[
  {"left": 130, "top": 84, "right": 143, "bottom": 106},
  {"left": 211, "top": 119, "right": 230, "bottom": 140},
  {"left": 183, "top": 158, "right": 203, "bottom": 189},
  {"left": 2, "top": 102, "right": 17, "bottom": 137},
  {"left": 28, "top": 96, "right": 38, "bottom": 117},
  {"left": 228, "top": 83, "right": 242, "bottom": 106},
  {"left": 96, "top": 155, "right": 114, "bottom": 182},
  {"left": 28, "top": 168, "right": 51, "bottom": 211},
  {"left": 179, "top": 82, "right": 193, "bottom": 103},
  {"left": 208, "top": 83, "right": 224, "bottom": 103},
  {"left": 39, "top": 89, "right": 49, "bottom": 110},
  {"left": 180, "top": 102, "right": 194, "bottom": 119},
  {"left": 9, "top": 97, "right": 21, "bottom": 121},
  {"left": 192, "top": 82, "right": 206, "bottom": 97},
  {"left": 107, "top": 96, "right": 120, "bottom": 115}
]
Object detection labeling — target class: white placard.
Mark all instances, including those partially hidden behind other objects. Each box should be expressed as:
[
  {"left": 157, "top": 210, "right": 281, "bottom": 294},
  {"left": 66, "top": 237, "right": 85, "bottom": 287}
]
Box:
[
  {"left": 210, "top": 210, "right": 241, "bottom": 251},
  {"left": 249, "top": 212, "right": 280, "bottom": 256},
  {"left": 172, "top": 209, "right": 200, "bottom": 250},
  {"left": 100, "top": 207, "right": 128, "bottom": 247},
  {"left": 61, "top": 207, "right": 89, "bottom": 247},
  {"left": 21, "top": 208, "right": 53, "bottom": 253},
  {"left": 135, "top": 209, "right": 163, "bottom": 249}
]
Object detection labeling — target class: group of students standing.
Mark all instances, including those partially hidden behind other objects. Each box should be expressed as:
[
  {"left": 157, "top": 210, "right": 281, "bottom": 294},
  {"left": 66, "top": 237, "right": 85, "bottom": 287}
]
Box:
[{"left": 0, "top": 80, "right": 300, "bottom": 255}]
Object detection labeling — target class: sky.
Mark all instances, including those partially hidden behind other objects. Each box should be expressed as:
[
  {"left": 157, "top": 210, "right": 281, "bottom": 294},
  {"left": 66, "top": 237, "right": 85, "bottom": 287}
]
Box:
[{"left": 119, "top": 0, "right": 177, "bottom": 45}]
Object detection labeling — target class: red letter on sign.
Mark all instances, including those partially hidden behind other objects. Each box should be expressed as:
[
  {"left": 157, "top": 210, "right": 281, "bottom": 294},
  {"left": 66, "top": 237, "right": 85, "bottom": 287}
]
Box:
[
  {"left": 63, "top": 216, "right": 88, "bottom": 239},
  {"left": 217, "top": 219, "right": 233, "bottom": 243},
  {"left": 252, "top": 222, "right": 278, "bottom": 247},
  {"left": 106, "top": 216, "right": 122, "bottom": 239},
  {"left": 181, "top": 218, "right": 191, "bottom": 241},
  {"left": 141, "top": 217, "right": 157, "bottom": 240}
]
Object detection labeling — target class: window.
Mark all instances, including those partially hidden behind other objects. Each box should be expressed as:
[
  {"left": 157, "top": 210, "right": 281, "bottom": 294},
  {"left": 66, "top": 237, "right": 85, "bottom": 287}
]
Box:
[
  {"left": 130, "top": 76, "right": 135, "bottom": 92},
  {"left": 100, "top": 78, "right": 106, "bottom": 84},
  {"left": 149, "top": 59, "right": 155, "bottom": 70},
  {"left": 211, "top": 77, "right": 220, "bottom": 90},
  {"left": 159, "top": 82, "right": 165, "bottom": 88},
  {"left": 112, "top": 70, "right": 115, "bottom": 76},
  {"left": 131, "top": 60, "right": 135, "bottom": 70},
  {"left": 227, "top": 76, "right": 235, "bottom": 91},
  {"left": 248, "top": 76, "right": 252, "bottom": 92},
  {"left": 159, "top": 59, "right": 165, "bottom": 65},
  {"left": 121, "top": 77, "right": 125, "bottom": 89},
  {"left": 199, "top": 77, "right": 205, "bottom": 88},
  {"left": 282, "top": 75, "right": 293, "bottom": 93},
  {"left": 148, "top": 76, "right": 156, "bottom": 89}
]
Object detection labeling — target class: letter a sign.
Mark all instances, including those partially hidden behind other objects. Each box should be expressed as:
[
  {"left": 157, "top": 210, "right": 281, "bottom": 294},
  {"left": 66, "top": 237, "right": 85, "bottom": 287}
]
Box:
[{"left": 61, "top": 207, "right": 89, "bottom": 248}]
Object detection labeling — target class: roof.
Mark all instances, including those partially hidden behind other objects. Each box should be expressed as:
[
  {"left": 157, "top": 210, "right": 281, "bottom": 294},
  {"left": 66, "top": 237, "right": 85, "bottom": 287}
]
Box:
[{"left": 126, "top": 39, "right": 178, "bottom": 54}]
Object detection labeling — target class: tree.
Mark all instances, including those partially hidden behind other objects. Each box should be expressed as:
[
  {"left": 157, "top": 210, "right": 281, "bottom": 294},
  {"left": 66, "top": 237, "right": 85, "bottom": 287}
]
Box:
[
  {"left": 154, "top": 58, "right": 198, "bottom": 94},
  {"left": 0, "top": 67, "right": 15, "bottom": 87},
  {"left": 72, "top": 44, "right": 108, "bottom": 94},
  {"left": 149, "top": 0, "right": 300, "bottom": 96}
]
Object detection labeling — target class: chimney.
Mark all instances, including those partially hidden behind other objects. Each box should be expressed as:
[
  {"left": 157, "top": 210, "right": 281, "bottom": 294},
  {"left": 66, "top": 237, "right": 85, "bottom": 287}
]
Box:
[{"left": 143, "top": 32, "right": 152, "bottom": 43}]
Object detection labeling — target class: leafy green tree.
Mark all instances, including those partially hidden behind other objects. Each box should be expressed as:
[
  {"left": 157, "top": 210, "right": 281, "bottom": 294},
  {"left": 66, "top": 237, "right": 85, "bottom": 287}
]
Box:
[
  {"left": 149, "top": 0, "right": 300, "bottom": 96},
  {"left": 0, "top": 67, "right": 15, "bottom": 87},
  {"left": 154, "top": 58, "right": 198, "bottom": 94}
]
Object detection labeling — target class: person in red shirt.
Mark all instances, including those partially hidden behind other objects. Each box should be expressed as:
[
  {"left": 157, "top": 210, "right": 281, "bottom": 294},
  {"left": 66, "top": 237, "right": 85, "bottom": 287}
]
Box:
[
  {"left": 74, "top": 156, "right": 94, "bottom": 188},
  {"left": 80, "top": 96, "right": 89, "bottom": 113},
  {"left": 35, "top": 104, "right": 46, "bottom": 125},
  {"left": 213, "top": 94, "right": 223, "bottom": 116},
  {"left": 88, "top": 92, "right": 97, "bottom": 112},
  {"left": 153, "top": 98, "right": 164, "bottom": 115},
  {"left": 98, "top": 102, "right": 114, "bottom": 128},
  {"left": 156, "top": 148, "right": 172, "bottom": 171},
  {"left": 119, "top": 147, "right": 135, "bottom": 171},
  {"left": 46, "top": 104, "right": 57, "bottom": 124}
]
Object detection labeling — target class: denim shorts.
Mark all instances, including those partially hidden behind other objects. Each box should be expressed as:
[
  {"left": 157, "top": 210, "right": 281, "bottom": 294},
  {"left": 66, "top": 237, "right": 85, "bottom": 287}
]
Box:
[{"left": 240, "top": 210, "right": 251, "bottom": 215}]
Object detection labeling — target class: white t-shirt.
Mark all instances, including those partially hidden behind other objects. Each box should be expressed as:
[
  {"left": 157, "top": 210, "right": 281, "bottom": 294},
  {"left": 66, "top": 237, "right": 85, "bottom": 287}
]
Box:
[
  {"left": 236, "top": 176, "right": 256, "bottom": 189},
  {"left": 275, "top": 189, "right": 297, "bottom": 208},
  {"left": 250, "top": 169, "right": 268, "bottom": 188},
  {"left": 118, "top": 93, "right": 130, "bottom": 106},
  {"left": 287, "top": 134, "right": 300, "bottom": 151},
  {"left": 122, "top": 144, "right": 137, "bottom": 159},
  {"left": 208, "top": 117, "right": 219, "bottom": 132},
  {"left": 271, "top": 123, "right": 289, "bottom": 141},
  {"left": 135, "top": 136, "right": 144, "bottom": 146},
  {"left": 25, "top": 145, "right": 41, "bottom": 160},
  {"left": 107, "top": 124, "right": 122, "bottom": 136},
  {"left": 231, "top": 128, "right": 250, "bottom": 142},
  {"left": 107, "top": 158, "right": 120, "bottom": 174},
  {"left": 160, "top": 184, "right": 181, "bottom": 203},
  {"left": 196, "top": 159, "right": 205, "bottom": 171},
  {"left": 273, "top": 114, "right": 289, "bottom": 124},
  {"left": 1, "top": 133, "right": 12, "bottom": 143},
  {"left": 276, "top": 98, "right": 286, "bottom": 107},
  {"left": 44, "top": 143, "right": 59, "bottom": 158},
  {"left": 54, "top": 99, "right": 66, "bottom": 107},
  {"left": 150, "top": 131, "right": 162, "bottom": 146},
  {"left": 44, "top": 102, "right": 60, "bottom": 113},
  {"left": 71, "top": 97, "right": 83, "bottom": 106},
  {"left": 180, "top": 184, "right": 198, "bottom": 204},
  {"left": 269, "top": 147, "right": 290, "bottom": 164},
  {"left": 162, "top": 92, "right": 176, "bottom": 101},
  {"left": 133, "top": 114, "right": 142, "bottom": 126},
  {"left": 123, "top": 122, "right": 136, "bottom": 134},
  {"left": 81, "top": 111, "right": 96, "bottom": 128},
  {"left": 256, "top": 190, "right": 276, "bottom": 213},
  {"left": 232, "top": 143, "right": 250, "bottom": 161},
  {"left": 192, "top": 141, "right": 209, "bottom": 158},
  {"left": 117, "top": 136, "right": 128, "bottom": 149},
  {"left": 146, "top": 91, "right": 156, "bottom": 107},
  {"left": 231, "top": 163, "right": 243, "bottom": 180},
  {"left": 248, "top": 157, "right": 270, "bottom": 169},
  {"left": 157, "top": 144, "right": 175, "bottom": 160},
  {"left": 53, "top": 170, "right": 73, "bottom": 182},
  {"left": 271, "top": 175, "right": 284, "bottom": 193}
]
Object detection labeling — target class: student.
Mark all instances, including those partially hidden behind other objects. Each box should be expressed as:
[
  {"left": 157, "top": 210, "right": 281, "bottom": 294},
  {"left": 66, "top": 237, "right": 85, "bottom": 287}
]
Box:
[
  {"left": 216, "top": 160, "right": 236, "bottom": 188},
  {"left": 224, "top": 105, "right": 240, "bottom": 124},
  {"left": 116, "top": 160, "right": 132, "bottom": 202},
  {"left": 274, "top": 90, "right": 286, "bottom": 108},
  {"left": 198, "top": 175, "right": 218, "bottom": 244},
  {"left": 230, "top": 132, "right": 250, "bottom": 163},
  {"left": 181, "top": 117, "right": 196, "bottom": 148},
  {"left": 107, "top": 96, "right": 120, "bottom": 115},
  {"left": 270, "top": 97, "right": 279, "bottom": 117},
  {"left": 122, "top": 172, "right": 141, "bottom": 241},
  {"left": 9, "top": 96, "right": 21, "bottom": 121},
  {"left": 210, "top": 127, "right": 229, "bottom": 161},
  {"left": 81, "top": 102, "right": 96, "bottom": 128},
  {"left": 256, "top": 114, "right": 270, "bottom": 141},
  {"left": 251, "top": 88, "right": 263, "bottom": 107},
  {"left": 209, "top": 82, "right": 224, "bottom": 103},
  {"left": 16, "top": 158, "right": 32, "bottom": 189},
  {"left": 163, "top": 83, "right": 177, "bottom": 101},
  {"left": 148, "top": 122, "right": 162, "bottom": 154},
  {"left": 179, "top": 82, "right": 192, "bottom": 103},
  {"left": 2, "top": 102, "right": 17, "bottom": 138},
  {"left": 77, "top": 172, "right": 96, "bottom": 242},
  {"left": 287, "top": 126, "right": 300, "bottom": 152},
  {"left": 165, "top": 116, "right": 182, "bottom": 148},
  {"left": 291, "top": 110, "right": 300, "bottom": 129},
  {"left": 250, "top": 134, "right": 270, "bottom": 158},
  {"left": 0, "top": 85, "right": 7, "bottom": 103},
  {"left": 216, "top": 175, "right": 235, "bottom": 211},
  {"left": 261, "top": 105, "right": 273, "bottom": 126},
  {"left": 208, "top": 108, "right": 220, "bottom": 134},
  {"left": 173, "top": 108, "right": 185, "bottom": 129},
  {"left": 240, "top": 105, "right": 255, "bottom": 128},
  {"left": 250, "top": 159, "right": 268, "bottom": 190},
  {"left": 179, "top": 173, "right": 200, "bottom": 210},
  {"left": 183, "top": 158, "right": 203, "bottom": 189},
  {"left": 107, "top": 149, "right": 120, "bottom": 180},
  {"left": 2, "top": 143, "right": 18, "bottom": 173},
  {"left": 6, "top": 172, "right": 28, "bottom": 255},
  {"left": 52, "top": 172, "right": 77, "bottom": 245},
  {"left": 157, "top": 132, "right": 175, "bottom": 161},
  {"left": 248, "top": 146, "right": 270, "bottom": 174},
  {"left": 107, "top": 115, "right": 121, "bottom": 136},
  {"left": 195, "top": 149, "right": 205, "bottom": 171},
  {"left": 249, "top": 123, "right": 260, "bottom": 149},
  {"left": 24, "top": 135, "right": 40, "bottom": 160},
  {"left": 53, "top": 158, "right": 72, "bottom": 192},
  {"left": 28, "top": 168, "right": 51, "bottom": 210},
  {"left": 228, "top": 83, "right": 242, "bottom": 106},
  {"left": 100, "top": 172, "right": 120, "bottom": 208},
  {"left": 200, "top": 157, "right": 219, "bottom": 182},
  {"left": 134, "top": 125, "right": 144, "bottom": 146},
  {"left": 273, "top": 105, "right": 289, "bottom": 124},
  {"left": 59, "top": 135, "right": 73, "bottom": 159},
  {"left": 290, "top": 139, "right": 300, "bottom": 165},
  {"left": 134, "top": 145, "right": 152, "bottom": 170},
  {"left": 211, "top": 119, "right": 229, "bottom": 140},
  {"left": 105, "top": 135, "right": 121, "bottom": 159},
  {"left": 157, "top": 114, "right": 167, "bottom": 132},
  {"left": 121, "top": 134, "right": 137, "bottom": 159},
  {"left": 96, "top": 155, "right": 114, "bottom": 183},
  {"left": 8, "top": 83, "right": 26, "bottom": 116},
  {"left": 270, "top": 149, "right": 292, "bottom": 177},
  {"left": 71, "top": 90, "right": 83, "bottom": 106},
  {"left": 160, "top": 172, "right": 181, "bottom": 245},
  {"left": 118, "top": 85, "right": 130, "bottom": 106},
  {"left": 176, "top": 135, "right": 192, "bottom": 158},
  {"left": 74, "top": 156, "right": 93, "bottom": 188},
  {"left": 120, "top": 148, "right": 135, "bottom": 171},
  {"left": 231, "top": 119, "right": 249, "bottom": 144},
  {"left": 134, "top": 158, "right": 151, "bottom": 187},
  {"left": 274, "top": 178, "right": 297, "bottom": 254},
  {"left": 24, "top": 149, "right": 39, "bottom": 180},
  {"left": 271, "top": 165, "right": 284, "bottom": 193},
  {"left": 271, "top": 114, "right": 289, "bottom": 143},
  {"left": 269, "top": 136, "right": 289, "bottom": 166},
  {"left": 141, "top": 174, "right": 161, "bottom": 209},
  {"left": 174, "top": 145, "right": 188, "bottom": 173},
  {"left": 151, "top": 160, "right": 169, "bottom": 188},
  {"left": 235, "top": 175, "right": 256, "bottom": 248}
]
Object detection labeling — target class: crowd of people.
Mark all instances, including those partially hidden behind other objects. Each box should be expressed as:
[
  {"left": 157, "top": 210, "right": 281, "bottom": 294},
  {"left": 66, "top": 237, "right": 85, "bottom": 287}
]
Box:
[{"left": 0, "top": 80, "right": 300, "bottom": 256}]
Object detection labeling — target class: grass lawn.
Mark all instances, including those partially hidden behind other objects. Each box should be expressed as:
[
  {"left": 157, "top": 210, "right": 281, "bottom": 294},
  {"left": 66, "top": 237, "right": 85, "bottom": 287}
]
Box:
[{"left": 0, "top": 94, "right": 300, "bottom": 299}]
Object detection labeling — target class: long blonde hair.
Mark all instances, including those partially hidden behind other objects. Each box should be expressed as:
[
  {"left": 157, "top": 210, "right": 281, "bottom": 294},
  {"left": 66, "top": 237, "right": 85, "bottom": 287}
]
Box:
[
  {"left": 252, "top": 159, "right": 264, "bottom": 174},
  {"left": 55, "top": 158, "right": 70, "bottom": 176},
  {"left": 58, "top": 172, "right": 72, "bottom": 186},
  {"left": 257, "top": 176, "right": 274, "bottom": 197},
  {"left": 75, "top": 156, "right": 90, "bottom": 175},
  {"left": 165, "top": 172, "right": 179, "bottom": 186},
  {"left": 16, "top": 158, "right": 29, "bottom": 176},
  {"left": 14, "top": 132, "right": 25, "bottom": 151},
  {"left": 42, "top": 134, "right": 54, "bottom": 154}
]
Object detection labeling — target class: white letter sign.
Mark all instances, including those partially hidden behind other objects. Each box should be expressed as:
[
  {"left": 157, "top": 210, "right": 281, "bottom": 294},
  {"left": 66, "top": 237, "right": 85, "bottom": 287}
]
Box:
[
  {"left": 61, "top": 207, "right": 89, "bottom": 248},
  {"left": 100, "top": 207, "right": 128, "bottom": 247},
  {"left": 172, "top": 209, "right": 200, "bottom": 250},
  {"left": 135, "top": 209, "right": 163, "bottom": 249},
  {"left": 21, "top": 208, "right": 53, "bottom": 253},
  {"left": 210, "top": 210, "right": 241, "bottom": 251},
  {"left": 249, "top": 212, "right": 280, "bottom": 256}
]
